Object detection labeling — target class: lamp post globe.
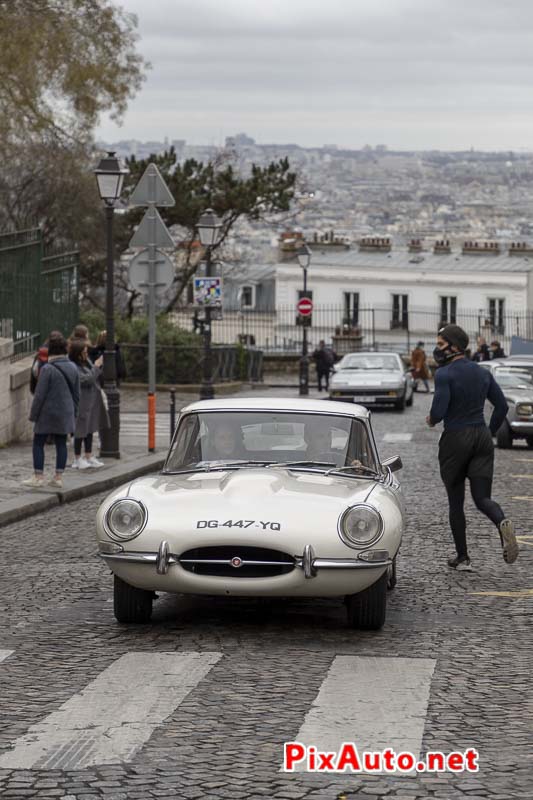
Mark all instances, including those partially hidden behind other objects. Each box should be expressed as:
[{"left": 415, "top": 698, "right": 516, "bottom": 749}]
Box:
[
  {"left": 196, "top": 209, "right": 223, "bottom": 401},
  {"left": 93, "top": 151, "right": 129, "bottom": 458}
]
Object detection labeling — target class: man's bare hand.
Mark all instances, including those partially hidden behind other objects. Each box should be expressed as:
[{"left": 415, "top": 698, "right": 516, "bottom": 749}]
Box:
[{"left": 426, "top": 415, "right": 435, "bottom": 427}]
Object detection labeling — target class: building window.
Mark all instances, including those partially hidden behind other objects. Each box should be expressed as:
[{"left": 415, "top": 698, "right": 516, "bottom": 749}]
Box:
[
  {"left": 240, "top": 284, "right": 256, "bottom": 310},
  {"left": 343, "top": 292, "right": 359, "bottom": 327},
  {"left": 391, "top": 294, "right": 408, "bottom": 329},
  {"left": 440, "top": 296, "right": 457, "bottom": 325},
  {"left": 488, "top": 298, "right": 505, "bottom": 334}
]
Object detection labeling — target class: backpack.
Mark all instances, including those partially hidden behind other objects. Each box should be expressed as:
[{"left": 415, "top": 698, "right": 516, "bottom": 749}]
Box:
[{"left": 30, "top": 347, "right": 48, "bottom": 394}]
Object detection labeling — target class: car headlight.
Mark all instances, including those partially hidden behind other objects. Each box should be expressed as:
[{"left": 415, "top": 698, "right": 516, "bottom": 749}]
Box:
[
  {"left": 338, "top": 504, "right": 384, "bottom": 549},
  {"left": 516, "top": 403, "right": 533, "bottom": 417},
  {"left": 105, "top": 499, "right": 147, "bottom": 541}
]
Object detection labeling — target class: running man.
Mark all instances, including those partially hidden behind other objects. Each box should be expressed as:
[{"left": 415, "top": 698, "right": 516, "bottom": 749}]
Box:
[{"left": 427, "top": 324, "right": 518, "bottom": 571}]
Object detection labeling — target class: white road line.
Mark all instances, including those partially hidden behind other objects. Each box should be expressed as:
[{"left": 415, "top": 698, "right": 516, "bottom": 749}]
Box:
[
  {"left": 0, "top": 652, "right": 221, "bottom": 770},
  {"left": 383, "top": 433, "right": 413, "bottom": 442},
  {"left": 289, "top": 655, "right": 435, "bottom": 771},
  {"left": 0, "top": 650, "right": 13, "bottom": 663}
]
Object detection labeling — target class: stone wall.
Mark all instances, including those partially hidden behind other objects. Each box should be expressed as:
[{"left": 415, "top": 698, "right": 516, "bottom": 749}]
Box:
[{"left": 0, "top": 339, "right": 33, "bottom": 445}]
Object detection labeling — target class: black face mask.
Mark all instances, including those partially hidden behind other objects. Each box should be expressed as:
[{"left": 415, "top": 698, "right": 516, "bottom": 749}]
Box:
[{"left": 433, "top": 344, "right": 456, "bottom": 366}]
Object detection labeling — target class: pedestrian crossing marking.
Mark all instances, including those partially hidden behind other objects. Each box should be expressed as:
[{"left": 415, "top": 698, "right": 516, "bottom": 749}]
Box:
[
  {"left": 0, "top": 650, "right": 13, "bottom": 663},
  {"left": 513, "top": 458, "right": 533, "bottom": 462},
  {"left": 516, "top": 534, "right": 533, "bottom": 546},
  {"left": 0, "top": 652, "right": 221, "bottom": 770},
  {"left": 286, "top": 655, "right": 435, "bottom": 772},
  {"left": 511, "top": 496, "right": 533, "bottom": 501},
  {"left": 383, "top": 433, "right": 413, "bottom": 442},
  {"left": 510, "top": 474, "right": 533, "bottom": 478}
]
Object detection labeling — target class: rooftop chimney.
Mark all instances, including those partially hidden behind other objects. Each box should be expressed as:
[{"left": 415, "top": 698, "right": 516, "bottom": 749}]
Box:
[
  {"left": 359, "top": 236, "right": 391, "bottom": 252},
  {"left": 462, "top": 241, "right": 500, "bottom": 255},
  {"left": 509, "top": 241, "right": 533, "bottom": 256},
  {"left": 433, "top": 239, "right": 451, "bottom": 254},
  {"left": 408, "top": 238, "right": 423, "bottom": 252}
]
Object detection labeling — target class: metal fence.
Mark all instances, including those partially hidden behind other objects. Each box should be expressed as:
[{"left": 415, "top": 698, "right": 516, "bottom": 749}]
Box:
[
  {"left": 0, "top": 228, "right": 79, "bottom": 346},
  {"left": 120, "top": 343, "right": 263, "bottom": 385},
  {"left": 172, "top": 305, "right": 533, "bottom": 356}
]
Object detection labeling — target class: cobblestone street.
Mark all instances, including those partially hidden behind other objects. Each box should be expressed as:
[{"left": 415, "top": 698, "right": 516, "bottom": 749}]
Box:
[{"left": 0, "top": 390, "right": 532, "bottom": 800}]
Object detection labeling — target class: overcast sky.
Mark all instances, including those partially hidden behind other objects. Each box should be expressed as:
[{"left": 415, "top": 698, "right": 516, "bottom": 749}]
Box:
[{"left": 97, "top": 0, "right": 533, "bottom": 150}]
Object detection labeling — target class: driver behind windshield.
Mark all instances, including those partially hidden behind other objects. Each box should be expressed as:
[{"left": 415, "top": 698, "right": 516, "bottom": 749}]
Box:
[
  {"left": 205, "top": 420, "right": 245, "bottom": 461},
  {"left": 304, "top": 425, "right": 338, "bottom": 463}
]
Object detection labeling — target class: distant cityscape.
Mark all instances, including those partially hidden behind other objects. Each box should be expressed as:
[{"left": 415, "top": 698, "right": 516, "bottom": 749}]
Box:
[{"left": 98, "top": 133, "right": 533, "bottom": 260}]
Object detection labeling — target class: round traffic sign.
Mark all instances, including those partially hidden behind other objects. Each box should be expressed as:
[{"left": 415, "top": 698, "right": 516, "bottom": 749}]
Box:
[{"left": 297, "top": 297, "right": 313, "bottom": 316}]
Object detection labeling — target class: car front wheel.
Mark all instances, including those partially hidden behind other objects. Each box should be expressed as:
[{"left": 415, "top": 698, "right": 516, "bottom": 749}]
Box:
[
  {"left": 395, "top": 394, "right": 406, "bottom": 411},
  {"left": 114, "top": 575, "right": 153, "bottom": 623},
  {"left": 346, "top": 571, "right": 387, "bottom": 630},
  {"left": 496, "top": 421, "right": 513, "bottom": 449},
  {"left": 526, "top": 436, "right": 533, "bottom": 449},
  {"left": 387, "top": 556, "right": 397, "bottom": 590}
]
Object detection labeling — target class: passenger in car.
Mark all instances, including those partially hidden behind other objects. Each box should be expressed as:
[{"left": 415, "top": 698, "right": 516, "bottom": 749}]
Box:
[{"left": 208, "top": 422, "right": 246, "bottom": 460}]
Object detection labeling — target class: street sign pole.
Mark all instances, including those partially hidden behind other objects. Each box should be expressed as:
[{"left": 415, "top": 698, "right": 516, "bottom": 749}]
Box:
[
  {"left": 147, "top": 168, "right": 157, "bottom": 452},
  {"left": 128, "top": 163, "right": 175, "bottom": 453}
]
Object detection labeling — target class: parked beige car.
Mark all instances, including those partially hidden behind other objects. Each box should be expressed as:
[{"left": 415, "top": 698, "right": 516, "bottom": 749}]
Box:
[
  {"left": 479, "top": 360, "right": 533, "bottom": 448},
  {"left": 96, "top": 399, "right": 404, "bottom": 630}
]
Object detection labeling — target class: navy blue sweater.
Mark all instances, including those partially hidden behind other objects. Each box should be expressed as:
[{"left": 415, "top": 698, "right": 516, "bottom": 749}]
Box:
[{"left": 429, "top": 358, "right": 508, "bottom": 434}]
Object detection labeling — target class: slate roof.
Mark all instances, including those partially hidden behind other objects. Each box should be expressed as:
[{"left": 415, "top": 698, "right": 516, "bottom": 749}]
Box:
[{"left": 276, "top": 249, "right": 533, "bottom": 273}]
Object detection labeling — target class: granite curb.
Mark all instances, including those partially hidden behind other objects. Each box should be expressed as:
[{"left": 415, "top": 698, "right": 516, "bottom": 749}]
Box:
[{"left": 0, "top": 453, "right": 165, "bottom": 529}]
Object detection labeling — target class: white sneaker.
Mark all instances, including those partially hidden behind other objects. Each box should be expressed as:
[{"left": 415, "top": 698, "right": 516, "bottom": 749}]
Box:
[
  {"left": 76, "top": 457, "right": 90, "bottom": 470},
  {"left": 49, "top": 476, "right": 63, "bottom": 488},
  {"left": 22, "top": 475, "right": 45, "bottom": 488},
  {"left": 86, "top": 456, "right": 104, "bottom": 468}
]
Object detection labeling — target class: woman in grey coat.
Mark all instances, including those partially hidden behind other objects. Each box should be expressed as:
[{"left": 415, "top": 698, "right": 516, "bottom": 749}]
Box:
[
  {"left": 68, "top": 339, "right": 110, "bottom": 469},
  {"left": 23, "top": 331, "right": 80, "bottom": 489}
]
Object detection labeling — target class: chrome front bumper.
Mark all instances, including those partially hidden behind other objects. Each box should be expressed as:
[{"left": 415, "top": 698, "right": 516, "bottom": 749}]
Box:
[
  {"left": 98, "top": 540, "right": 392, "bottom": 578},
  {"left": 510, "top": 420, "right": 533, "bottom": 433}
]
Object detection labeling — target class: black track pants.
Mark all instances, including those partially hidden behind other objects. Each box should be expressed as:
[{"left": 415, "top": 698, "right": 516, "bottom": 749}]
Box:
[{"left": 439, "top": 427, "right": 505, "bottom": 558}]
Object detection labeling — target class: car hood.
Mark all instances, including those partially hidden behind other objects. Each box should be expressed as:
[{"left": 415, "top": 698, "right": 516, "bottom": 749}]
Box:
[
  {"left": 332, "top": 370, "right": 403, "bottom": 386},
  {"left": 503, "top": 389, "right": 533, "bottom": 404}
]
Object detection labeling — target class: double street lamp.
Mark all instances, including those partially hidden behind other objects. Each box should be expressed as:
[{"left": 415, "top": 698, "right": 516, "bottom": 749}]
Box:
[
  {"left": 297, "top": 244, "right": 312, "bottom": 396},
  {"left": 197, "top": 209, "right": 222, "bottom": 400},
  {"left": 93, "top": 151, "right": 129, "bottom": 458}
]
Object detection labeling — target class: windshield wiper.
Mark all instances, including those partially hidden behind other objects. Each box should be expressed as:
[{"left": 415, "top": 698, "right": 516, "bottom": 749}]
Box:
[
  {"left": 324, "top": 464, "right": 379, "bottom": 477},
  {"left": 270, "top": 460, "right": 336, "bottom": 469},
  {"left": 163, "top": 460, "right": 276, "bottom": 474}
]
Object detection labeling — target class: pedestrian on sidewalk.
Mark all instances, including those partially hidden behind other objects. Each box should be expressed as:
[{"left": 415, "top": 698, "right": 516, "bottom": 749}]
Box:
[
  {"left": 472, "top": 336, "right": 490, "bottom": 362},
  {"left": 426, "top": 324, "right": 518, "bottom": 571},
  {"left": 312, "top": 340, "right": 336, "bottom": 391},
  {"left": 68, "top": 339, "right": 109, "bottom": 469},
  {"left": 410, "top": 341, "right": 430, "bottom": 392},
  {"left": 23, "top": 331, "right": 80, "bottom": 490},
  {"left": 89, "top": 330, "right": 127, "bottom": 386}
]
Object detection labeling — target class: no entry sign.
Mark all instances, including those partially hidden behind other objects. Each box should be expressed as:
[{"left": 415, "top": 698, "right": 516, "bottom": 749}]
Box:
[{"left": 297, "top": 297, "right": 313, "bottom": 316}]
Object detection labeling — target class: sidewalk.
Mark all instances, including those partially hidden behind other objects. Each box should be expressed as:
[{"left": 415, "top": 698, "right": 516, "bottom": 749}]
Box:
[{"left": 0, "top": 382, "right": 326, "bottom": 528}]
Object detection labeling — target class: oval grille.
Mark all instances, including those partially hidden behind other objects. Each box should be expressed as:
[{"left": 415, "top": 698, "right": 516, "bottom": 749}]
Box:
[{"left": 179, "top": 546, "right": 295, "bottom": 578}]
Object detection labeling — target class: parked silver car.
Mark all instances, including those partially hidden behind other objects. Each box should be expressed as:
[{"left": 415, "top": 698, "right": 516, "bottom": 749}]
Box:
[
  {"left": 329, "top": 352, "right": 414, "bottom": 411},
  {"left": 479, "top": 359, "right": 533, "bottom": 448}
]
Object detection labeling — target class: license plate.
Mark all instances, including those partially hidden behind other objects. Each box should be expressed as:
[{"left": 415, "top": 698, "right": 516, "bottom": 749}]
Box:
[{"left": 354, "top": 396, "right": 375, "bottom": 403}]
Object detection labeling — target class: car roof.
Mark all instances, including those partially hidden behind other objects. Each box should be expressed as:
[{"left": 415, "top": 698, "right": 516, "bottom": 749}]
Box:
[
  {"left": 180, "top": 397, "right": 370, "bottom": 418},
  {"left": 340, "top": 351, "right": 400, "bottom": 358},
  {"left": 491, "top": 358, "right": 533, "bottom": 366}
]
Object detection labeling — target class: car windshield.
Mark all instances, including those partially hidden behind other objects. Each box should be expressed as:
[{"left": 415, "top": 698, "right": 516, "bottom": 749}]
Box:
[
  {"left": 494, "top": 369, "right": 533, "bottom": 389},
  {"left": 339, "top": 355, "right": 399, "bottom": 371},
  {"left": 164, "top": 411, "right": 378, "bottom": 474}
]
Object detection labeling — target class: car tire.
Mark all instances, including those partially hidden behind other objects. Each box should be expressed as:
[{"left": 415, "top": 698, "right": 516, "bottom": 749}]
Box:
[
  {"left": 406, "top": 392, "right": 413, "bottom": 407},
  {"left": 496, "top": 421, "right": 513, "bottom": 449},
  {"left": 526, "top": 436, "right": 533, "bottom": 449},
  {"left": 114, "top": 575, "right": 153, "bottom": 623},
  {"left": 387, "top": 556, "right": 397, "bottom": 590},
  {"left": 395, "top": 394, "right": 406, "bottom": 411},
  {"left": 346, "top": 571, "right": 387, "bottom": 630}
]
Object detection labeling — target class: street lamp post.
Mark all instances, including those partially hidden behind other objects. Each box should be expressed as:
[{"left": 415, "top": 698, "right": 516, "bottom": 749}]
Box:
[
  {"left": 297, "top": 244, "right": 312, "bottom": 396},
  {"left": 94, "top": 151, "right": 129, "bottom": 458},
  {"left": 197, "top": 209, "right": 222, "bottom": 401}
]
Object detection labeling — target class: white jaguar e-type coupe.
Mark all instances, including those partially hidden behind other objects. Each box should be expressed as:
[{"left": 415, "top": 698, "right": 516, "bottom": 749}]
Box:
[{"left": 96, "top": 398, "right": 404, "bottom": 630}]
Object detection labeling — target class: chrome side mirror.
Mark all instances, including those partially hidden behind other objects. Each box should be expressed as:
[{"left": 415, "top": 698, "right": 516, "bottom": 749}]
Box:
[{"left": 381, "top": 455, "right": 403, "bottom": 472}]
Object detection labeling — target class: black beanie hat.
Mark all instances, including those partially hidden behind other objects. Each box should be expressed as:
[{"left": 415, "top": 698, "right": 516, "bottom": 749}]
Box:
[{"left": 438, "top": 324, "right": 469, "bottom": 351}]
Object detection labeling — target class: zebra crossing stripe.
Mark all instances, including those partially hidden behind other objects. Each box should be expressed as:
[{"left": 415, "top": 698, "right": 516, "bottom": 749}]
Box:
[
  {"left": 0, "top": 651, "right": 221, "bottom": 770},
  {"left": 288, "top": 655, "right": 435, "bottom": 772},
  {"left": 383, "top": 433, "right": 413, "bottom": 442},
  {"left": 0, "top": 650, "right": 13, "bottom": 663}
]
